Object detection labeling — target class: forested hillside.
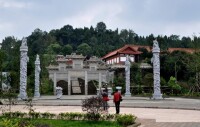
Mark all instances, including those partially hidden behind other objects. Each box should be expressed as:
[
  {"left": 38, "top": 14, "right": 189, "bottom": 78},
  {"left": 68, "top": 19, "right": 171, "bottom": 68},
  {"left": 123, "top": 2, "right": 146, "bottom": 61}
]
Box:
[{"left": 0, "top": 22, "right": 200, "bottom": 95}]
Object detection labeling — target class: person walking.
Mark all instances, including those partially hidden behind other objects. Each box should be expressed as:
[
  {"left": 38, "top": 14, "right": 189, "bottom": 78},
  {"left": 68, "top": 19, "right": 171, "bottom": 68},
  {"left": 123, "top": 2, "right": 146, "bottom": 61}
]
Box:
[
  {"left": 113, "top": 89, "right": 122, "bottom": 114},
  {"left": 102, "top": 88, "right": 109, "bottom": 111}
]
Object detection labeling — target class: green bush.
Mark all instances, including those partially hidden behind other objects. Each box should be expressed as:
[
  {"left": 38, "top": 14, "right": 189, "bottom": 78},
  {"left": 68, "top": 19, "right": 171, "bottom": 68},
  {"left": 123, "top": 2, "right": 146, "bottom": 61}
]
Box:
[
  {"left": 85, "top": 113, "right": 101, "bottom": 121},
  {"left": 82, "top": 96, "right": 105, "bottom": 114},
  {"left": 115, "top": 114, "right": 136, "bottom": 126}
]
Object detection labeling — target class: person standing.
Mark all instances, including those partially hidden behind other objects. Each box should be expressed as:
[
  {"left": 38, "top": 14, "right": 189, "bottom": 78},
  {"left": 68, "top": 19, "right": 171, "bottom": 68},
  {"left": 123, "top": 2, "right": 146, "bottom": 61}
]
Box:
[
  {"left": 102, "top": 88, "right": 109, "bottom": 111},
  {"left": 113, "top": 89, "right": 122, "bottom": 114}
]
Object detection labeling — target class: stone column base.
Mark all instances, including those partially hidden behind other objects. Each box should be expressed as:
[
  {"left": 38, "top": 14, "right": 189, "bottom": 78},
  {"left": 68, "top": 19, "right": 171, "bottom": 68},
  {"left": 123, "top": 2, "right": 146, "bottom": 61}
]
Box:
[
  {"left": 18, "top": 93, "right": 27, "bottom": 100},
  {"left": 125, "top": 92, "right": 131, "bottom": 97},
  {"left": 152, "top": 93, "right": 163, "bottom": 100},
  {"left": 34, "top": 93, "right": 40, "bottom": 98}
]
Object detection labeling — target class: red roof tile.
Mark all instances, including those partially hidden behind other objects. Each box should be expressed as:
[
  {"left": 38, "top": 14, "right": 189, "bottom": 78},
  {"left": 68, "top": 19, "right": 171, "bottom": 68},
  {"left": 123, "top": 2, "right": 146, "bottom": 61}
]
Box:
[{"left": 102, "top": 45, "right": 147, "bottom": 59}]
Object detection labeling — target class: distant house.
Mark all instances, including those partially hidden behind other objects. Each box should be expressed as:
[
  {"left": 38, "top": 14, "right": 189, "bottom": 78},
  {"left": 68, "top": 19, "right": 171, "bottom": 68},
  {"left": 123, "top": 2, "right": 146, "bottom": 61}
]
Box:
[
  {"left": 102, "top": 44, "right": 199, "bottom": 69},
  {"left": 102, "top": 45, "right": 152, "bottom": 69}
]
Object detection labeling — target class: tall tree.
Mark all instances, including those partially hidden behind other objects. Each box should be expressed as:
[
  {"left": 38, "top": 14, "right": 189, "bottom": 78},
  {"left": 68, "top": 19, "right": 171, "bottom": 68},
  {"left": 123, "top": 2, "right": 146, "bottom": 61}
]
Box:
[
  {"left": 77, "top": 43, "right": 92, "bottom": 56},
  {"left": 95, "top": 22, "right": 106, "bottom": 33}
]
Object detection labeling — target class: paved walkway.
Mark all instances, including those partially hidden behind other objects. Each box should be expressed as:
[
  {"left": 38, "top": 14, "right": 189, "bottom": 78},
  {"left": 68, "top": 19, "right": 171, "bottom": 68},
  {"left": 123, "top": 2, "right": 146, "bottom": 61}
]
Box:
[
  {"left": 1, "top": 95, "right": 200, "bottom": 127},
  {"left": 23, "top": 95, "right": 200, "bottom": 110}
]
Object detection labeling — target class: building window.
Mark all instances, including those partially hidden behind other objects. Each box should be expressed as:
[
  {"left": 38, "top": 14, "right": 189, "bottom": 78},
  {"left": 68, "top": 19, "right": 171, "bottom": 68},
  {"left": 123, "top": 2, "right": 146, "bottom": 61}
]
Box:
[{"left": 120, "top": 56, "right": 126, "bottom": 62}]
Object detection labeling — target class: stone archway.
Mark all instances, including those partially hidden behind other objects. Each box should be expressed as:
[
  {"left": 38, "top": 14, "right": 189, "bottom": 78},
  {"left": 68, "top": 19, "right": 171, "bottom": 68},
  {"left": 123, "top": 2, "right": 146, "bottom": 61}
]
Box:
[
  {"left": 57, "top": 80, "right": 68, "bottom": 95},
  {"left": 71, "top": 78, "right": 85, "bottom": 95},
  {"left": 88, "top": 80, "right": 98, "bottom": 95}
]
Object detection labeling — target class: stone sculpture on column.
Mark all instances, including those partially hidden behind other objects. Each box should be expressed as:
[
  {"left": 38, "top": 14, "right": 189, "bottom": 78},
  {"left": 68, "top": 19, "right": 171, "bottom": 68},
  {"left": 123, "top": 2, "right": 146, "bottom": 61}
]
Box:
[
  {"left": 125, "top": 55, "right": 131, "bottom": 96},
  {"left": 18, "top": 37, "right": 29, "bottom": 100},
  {"left": 56, "top": 86, "right": 63, "bottom": 99},
  {"left": 151, "top": 40, "right": 163, "bottom": 99},
  {"left": 34, "top": 54, "right": 41, "bottom": 98}
]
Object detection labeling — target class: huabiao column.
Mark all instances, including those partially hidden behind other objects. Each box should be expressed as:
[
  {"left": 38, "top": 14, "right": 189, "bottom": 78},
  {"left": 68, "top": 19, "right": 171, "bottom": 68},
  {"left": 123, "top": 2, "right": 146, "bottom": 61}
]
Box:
[
  {"left": 125, "top": 55, "right": 131, "bottom": 97},
  {"left": 18, "top": 37, "right": 29, "bottom": 100},
  {"left": 34, "top": 54, "right": 41, "bottom": 98},
  {"left": 152, "top": 40, "right": 163, "bottom": 99}
]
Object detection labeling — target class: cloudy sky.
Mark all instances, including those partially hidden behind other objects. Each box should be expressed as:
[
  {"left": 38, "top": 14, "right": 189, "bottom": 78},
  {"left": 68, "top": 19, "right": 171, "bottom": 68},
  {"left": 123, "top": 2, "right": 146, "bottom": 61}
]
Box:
[{"left": 0, "top": 0, "right": 200, "bottom": 42}]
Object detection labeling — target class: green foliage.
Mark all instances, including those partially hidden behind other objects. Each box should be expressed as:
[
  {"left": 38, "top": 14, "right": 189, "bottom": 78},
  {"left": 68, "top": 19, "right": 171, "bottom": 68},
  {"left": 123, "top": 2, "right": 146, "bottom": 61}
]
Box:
[
  {"left": 131, "top": 63, "right": 142, "bottom": 86},
  {"left": 160, "top": 77, "right": 167, "bottom": 86},
  {"left": 0, "top": 117, "right": 121, "bottom": 127},
  {"left": 95, "top": 22, "right": 106, "bottom": 33},
  {"left": 62, "top": 44, "right": 73, "bottom": 55},
  {"left": 40, "top": 78, "right": 53, "bottom": 95},
  {"left": 1, "top": 88, "right": 18, "bottom": 114},
  {"left": 1, "top": 118, "right": 20, "bottom": 127},
  {"left": 1, "top": 111, "right": 135, "bottom": 127},
  {"left": 1, "top": 22, "right": 200, "bottom": 96},
  {"left": 77, "top": 43, "right": 92, "bottom": 56},
  {"left": 142, "top": 73, "right": 153, "bottom": 87},
  {"left": 168, "top": 76, "right": 181, "bottom": 94},
  {"left": 115, "top": 114, "right": 136, "bottom": 126},
  {"left": 82, "top": 96, "right": 105, "bottom": 115}
]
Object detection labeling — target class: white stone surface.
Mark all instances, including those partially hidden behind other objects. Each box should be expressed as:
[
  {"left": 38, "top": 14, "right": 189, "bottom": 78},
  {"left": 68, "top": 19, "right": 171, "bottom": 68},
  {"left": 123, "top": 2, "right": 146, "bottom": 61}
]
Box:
[
  {"left": 116, "top": 86, "right": 122, "bottom": 94},
  {"left": 56, "top": 86, "right": 63, "bottom": 99},
  {"left": 125, "top": 55, "right": 131, "bottom": 96},
  {"left": 152, "top": 40, "right": 162, "bottom": 99},
  {"left": 34, "top": 54, "right": 41, "bottom": 98},
  {"left": 18, "top": 37, "right": 29, "bottom": 100}
]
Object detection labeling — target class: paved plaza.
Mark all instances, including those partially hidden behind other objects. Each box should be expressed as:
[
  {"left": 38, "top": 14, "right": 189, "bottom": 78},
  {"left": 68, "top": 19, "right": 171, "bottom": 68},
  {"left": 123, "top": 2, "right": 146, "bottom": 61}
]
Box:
[{"left": 1, "top": 95, "right": 200, "bottom": 127}]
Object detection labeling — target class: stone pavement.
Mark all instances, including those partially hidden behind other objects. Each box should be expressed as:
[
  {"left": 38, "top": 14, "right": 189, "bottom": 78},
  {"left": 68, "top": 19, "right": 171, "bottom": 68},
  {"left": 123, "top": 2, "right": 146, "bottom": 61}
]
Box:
[
  {"left": 2, "top": 95, "right": 200, "bottom": 127},
  {"left": 23, "top": 95, "right": 200, "bottom": 110}
]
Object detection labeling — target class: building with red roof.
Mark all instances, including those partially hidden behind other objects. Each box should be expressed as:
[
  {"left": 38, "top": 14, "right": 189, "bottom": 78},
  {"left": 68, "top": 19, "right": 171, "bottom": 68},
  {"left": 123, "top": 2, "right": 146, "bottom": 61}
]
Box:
[{"left": 102, "top": 45, "right": 152, "bottom": 67}]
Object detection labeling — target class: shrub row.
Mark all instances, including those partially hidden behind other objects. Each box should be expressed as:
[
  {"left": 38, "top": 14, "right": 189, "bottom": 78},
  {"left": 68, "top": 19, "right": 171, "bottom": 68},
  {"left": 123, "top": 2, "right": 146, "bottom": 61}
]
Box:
[{"left": 1, "top": 111, "right": 136, "bottom": 126}]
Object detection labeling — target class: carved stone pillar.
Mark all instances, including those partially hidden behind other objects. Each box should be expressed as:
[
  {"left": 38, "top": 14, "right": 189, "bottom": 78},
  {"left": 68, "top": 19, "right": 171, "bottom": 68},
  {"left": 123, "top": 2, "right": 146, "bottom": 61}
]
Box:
[
  {"left": 99, "top": 72, "right": 102, "bottom": 91},
  {"left": 18, "top": 37, "right": 29, "bottom": 100},
  {"left": 68, "top": 71, "right": 71, "bottom": 95},
  {"left": 152, "top": 40, "right": 163, "bottom": 99},
  {"left": 125, "top": 55, "right": 131, "bottom": 97},
  {"left": 34, "top": 54, "right": 41, "bottom": 98},
  {"left": 85, "top": 71, "right": 88, "bottom": 95},
  {"left": 53, "top": 72, "right": 57, "bottom": 95}
]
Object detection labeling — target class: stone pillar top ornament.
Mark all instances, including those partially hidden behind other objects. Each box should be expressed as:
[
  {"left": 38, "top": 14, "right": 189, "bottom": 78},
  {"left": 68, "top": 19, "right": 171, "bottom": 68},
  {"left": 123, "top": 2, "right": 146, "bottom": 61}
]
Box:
[
  {"left": 20, "top": 37, "right": 28, "bottom": 51},
  {"left": 35, "top": 54, "right": 40, "bottom": 64},
  {"left": 152, "top": 40, "right": 160, "bottom": 53}
]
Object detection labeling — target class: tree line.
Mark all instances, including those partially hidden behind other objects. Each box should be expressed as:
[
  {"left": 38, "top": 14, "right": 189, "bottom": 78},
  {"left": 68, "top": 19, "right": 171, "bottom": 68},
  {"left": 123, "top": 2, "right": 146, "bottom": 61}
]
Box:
[{"left": 0, "top": 22, "right": 200, "bottom": 95}]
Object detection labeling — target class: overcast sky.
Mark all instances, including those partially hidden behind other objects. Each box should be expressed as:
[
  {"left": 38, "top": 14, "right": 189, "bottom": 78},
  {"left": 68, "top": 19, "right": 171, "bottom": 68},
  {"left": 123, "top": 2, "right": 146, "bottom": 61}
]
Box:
[{"left": 0, "top": 0, "right": 200, "bottom": 42}]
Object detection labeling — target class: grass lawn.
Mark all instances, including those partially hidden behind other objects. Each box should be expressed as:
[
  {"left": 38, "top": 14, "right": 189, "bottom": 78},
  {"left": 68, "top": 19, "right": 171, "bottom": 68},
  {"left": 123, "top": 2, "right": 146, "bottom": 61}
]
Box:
[
  {"left": 0, "top": 117, "right": 122, "bottom": 127},
  {"left": 35, "top": 119, "right": 121, "bottom": 127}
]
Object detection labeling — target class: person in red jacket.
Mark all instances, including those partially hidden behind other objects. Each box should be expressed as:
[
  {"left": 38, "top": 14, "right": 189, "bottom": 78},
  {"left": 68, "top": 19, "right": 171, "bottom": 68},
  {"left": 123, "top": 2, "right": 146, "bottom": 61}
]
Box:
[
  {"left": 102, "top": 88, "right": 109, "bottom": 111},
  {"left": 113, "top": 89, "right": 122, "bottom": 114}
]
